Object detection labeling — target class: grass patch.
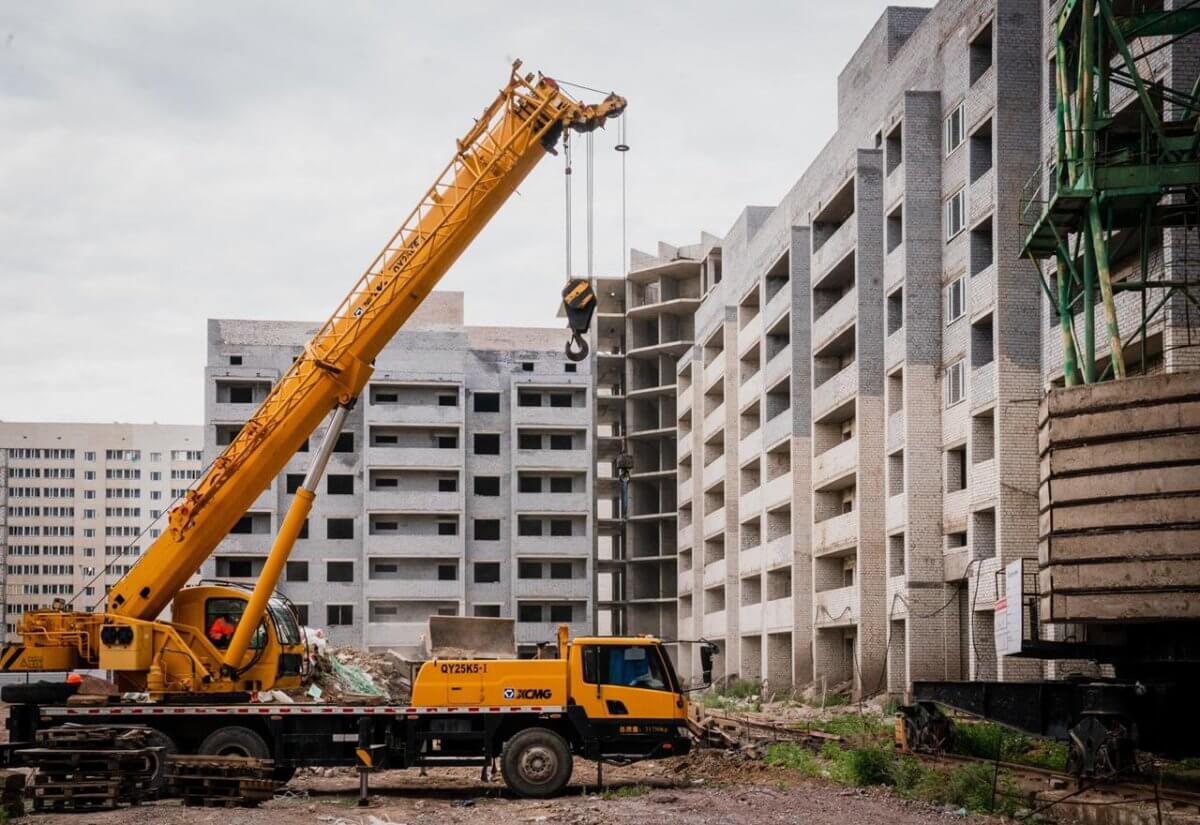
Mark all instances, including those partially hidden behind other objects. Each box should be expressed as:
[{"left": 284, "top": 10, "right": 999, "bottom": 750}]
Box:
[
  {"left": 805, "top": 712, "right": 892, "bottom": 741},
  {"left": 952, "top": 721, "right": 1068, "bottom": 772},
  {"left": 765, "top": 740, "right": 1027, "bottom": 817},
  {"left": 601, "top": 784, "right": 651, "bottom": 800}
]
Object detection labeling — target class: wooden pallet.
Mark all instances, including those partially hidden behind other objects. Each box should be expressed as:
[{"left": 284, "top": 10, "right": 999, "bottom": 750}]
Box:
[
  {"left": 168, "top": 754, "right": 278, "bottom": 808},
  {"left": 17, "top": 727, "right": 158, "bottom": 810}
]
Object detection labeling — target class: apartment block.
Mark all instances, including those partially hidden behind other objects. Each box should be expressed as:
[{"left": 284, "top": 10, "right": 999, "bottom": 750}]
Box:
[
  {"left": 203, "top": 292, "right": 594, "bottom": 654},
  {"left": 671, "top": 0, "right": 1047, "bottom": 696},
  {"left": 0, "top": 422, "right": 203, "bottom": 641}
]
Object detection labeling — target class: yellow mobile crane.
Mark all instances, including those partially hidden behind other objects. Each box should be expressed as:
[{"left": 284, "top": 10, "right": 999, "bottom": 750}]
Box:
[{"left": 1, "top": 62, "right": 621, "bottom": 698}]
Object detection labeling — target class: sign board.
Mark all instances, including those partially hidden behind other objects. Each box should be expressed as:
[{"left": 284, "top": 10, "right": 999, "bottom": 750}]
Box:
[{"left": 994, "top": 560, "right": 1025, "bottom": 656}]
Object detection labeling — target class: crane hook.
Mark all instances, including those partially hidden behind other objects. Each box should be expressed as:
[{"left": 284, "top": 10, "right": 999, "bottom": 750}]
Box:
[
  {"left": 561, "top": 277, "right": 596, "bottom": 362},
  {"left": 566, "top": 330, "right": 590, "bottom": 361}
]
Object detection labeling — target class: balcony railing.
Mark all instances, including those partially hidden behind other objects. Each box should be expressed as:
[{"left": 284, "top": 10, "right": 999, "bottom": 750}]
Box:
[
  {"left": 813, "top": 437, "right": 857, "bottom": 490},
  {"left": 702, "top": 557, "right": 726, "bottom": 589},
  {"left": 739, "top": 484, "right": 762, "bottom": 518},
  {"left": 764, "top": 596, "right": 793, "bottom": 631},
  {"left": 813, "top": 511, "right": 857, "bottom": 556},
  {"left": 703, "top": 354, "right": 725, "bottom": 392},
  {"left": 813, "top": 287, "right": 857, "bottom": 353},
  {"left": 971, "top": 361, "right": 995, "bottom": 408},
  {"left": 813, "top": 364, "right": 857, "bottom": 421},
  {"left": 513, "top": 534, "right": 591, "bottom": 556},
  {"left": 702, "top": 507, "right": 725, "bottom": 539},
  {"left": 703, "top": 403, "right": 725, "bottom": 440},
  {"left": 514, "top": 449, "right": 589, "bottom": 470},
  {"left": 365, "top": 404, "right": 463, "bottom": 426},
  {"left": 763, "top": 471, "right": 792, "bottom": 509},
  {"left": 513, "top": 577, "right": 591, "bottom": 600},
  {"left": 815, "top": 586, "right": 859, "bottom": 627},
  {"left": 365, "top": 490, "right": 462, "bottom": 513},
  {"left": 364, "top": 533, "right": 464, "bottom": 557},
  {"left": 739, "top": 603, "right": 763, "bottom": 634},
  {"left": 365, "top": 577, "right": 461, "bottom": 600},
  {"left": 737, "top": 314, "right": 763, "bottom": 357},
  {"left": 701, "top": 609, "right": 726, "bottom": 637},
  {"left": 765, "top": 534, "right": 792, "bottom": 570},
  {"left": 762, "top": 409, "right": 791, "bottom": 448},
  {"left": 367, "top": 446, "right": 464, "bottom": 469},
  {"left": 886, "top": 492, "right": 907, "bottom": 532},
  {"left": 513, "top": 404, "right": 589, "bottom": 427},
  {"left": 740, "top": 544, "right": 764, "bottom": 577},
  {"left": 885, "top": 325, "right": 905, "bottom": 370},
  {"left": 514, "top": 491, "right": 590, "bottom": 513},
  {"left": 812, "top": 220, "right": 857, "bottom": 286},
  {"left": 764, "top": 282, "right": 791, "bottom": 328}
]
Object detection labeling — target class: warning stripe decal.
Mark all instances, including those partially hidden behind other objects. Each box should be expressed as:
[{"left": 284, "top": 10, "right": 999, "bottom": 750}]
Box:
[{"left": 42, "top": 704, "right": 563, "bottom": 717}]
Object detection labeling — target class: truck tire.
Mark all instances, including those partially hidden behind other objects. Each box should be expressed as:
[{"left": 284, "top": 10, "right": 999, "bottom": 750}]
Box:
[
  {"left": 141, "top": 728, "right": 178, "bottom": 795},
  {"left": 0, "top": 680, "right": 78, "bottom": 704},
  {"left": 500, "top": 727, "right": 573, "bottom": 798},
  {"left": 198, "top": 726, "right": 270, "bottom": 760}
]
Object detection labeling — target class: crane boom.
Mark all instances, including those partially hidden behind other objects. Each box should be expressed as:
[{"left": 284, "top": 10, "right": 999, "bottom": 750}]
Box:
[{"left": 102, "top": 65, "right": 623, "bottom": 622}]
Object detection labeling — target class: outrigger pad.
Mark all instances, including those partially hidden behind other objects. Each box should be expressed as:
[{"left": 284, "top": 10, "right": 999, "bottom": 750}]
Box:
[{"left": 425, "top": 616, "right": 516, "bottom": 660}]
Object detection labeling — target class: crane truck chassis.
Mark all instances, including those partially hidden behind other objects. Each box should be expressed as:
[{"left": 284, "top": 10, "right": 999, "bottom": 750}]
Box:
[{"left": 3, "top": 630, "right": 717, "bottom": 798}]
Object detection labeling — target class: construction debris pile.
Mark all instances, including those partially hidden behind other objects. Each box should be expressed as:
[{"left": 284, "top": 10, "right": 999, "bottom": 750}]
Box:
[{"left": 301, "top": 647, "right": 415, "bottom": 704}]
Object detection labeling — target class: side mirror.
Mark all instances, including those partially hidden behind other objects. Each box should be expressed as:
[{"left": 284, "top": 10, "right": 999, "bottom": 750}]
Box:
[{"left": 700, "top": 642, "right": 717, "bottom": 686}]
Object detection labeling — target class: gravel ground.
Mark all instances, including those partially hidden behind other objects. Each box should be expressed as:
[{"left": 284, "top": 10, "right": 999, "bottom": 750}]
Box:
[{"left": 19, "top": 756, "right": 1000, "bottom": 825}]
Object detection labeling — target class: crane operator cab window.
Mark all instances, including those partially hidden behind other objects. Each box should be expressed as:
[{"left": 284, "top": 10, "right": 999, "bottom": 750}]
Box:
[
  {"left": 582, "top": 644, "right": 671, "bottom": 691},
  {"left": 205, "top": 598, "right": 266, "bottom": 650}
]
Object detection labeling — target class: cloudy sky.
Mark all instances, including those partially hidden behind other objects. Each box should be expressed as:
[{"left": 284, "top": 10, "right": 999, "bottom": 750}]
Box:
[{"left": 2, "top": 1, "right": 895, "bottom": 425}]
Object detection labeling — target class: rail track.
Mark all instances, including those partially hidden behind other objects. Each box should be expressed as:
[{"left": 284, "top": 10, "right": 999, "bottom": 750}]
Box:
[{"left": 700, "top": 710, "right": 1200, "bottom": 819}]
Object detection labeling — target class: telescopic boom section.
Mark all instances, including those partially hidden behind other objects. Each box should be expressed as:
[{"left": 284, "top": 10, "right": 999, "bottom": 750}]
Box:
[{"left": 105, "top": 64, "right": 625, "bottom": 621}]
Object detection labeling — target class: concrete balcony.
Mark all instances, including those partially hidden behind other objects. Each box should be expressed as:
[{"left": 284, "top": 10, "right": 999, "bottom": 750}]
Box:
[
  {"left": 884, "top": 242, "right": 905, "bottom": 292},
  {"left": 762, "top": 409, "right": 791, "bottom": 448},
  {"left": 813, "top": 288, "right": 857, "bottom": 354},
  {"left": 813, "top": 437, "right": 856, "bottom": 491},
  {"left": 514, "top": 449, "right": 589, "bottom": 470},
  {"left": 764, "top": 344, "right": 791, "bottom": 389},
  {"left": 678, "top": 476, "right": 693, "bottom": 504},
  {"left": 702, "top": 507, "right": 725, "bottom": 539},
  {"left": 513, "top": 534, "right": 591, "bottom": 556},
  {"left": 701, "top": 609, "right": 727, "bottom": 637},
  {"left": 217, "top": 533, "right": 273, "bottom": 555},
  {"left": 702, "top": 456, "right": 723, "bottom": 491},
  {"left": 763, "top": 472, "right": 791, "bottom": 509},
  {"left": 211, "top": 402, "right": 259, "bottom": 423},
  {"left": 514, "top": 405, "right": 589, "bottom": 427},
  {"left": 764, "top": 283, "right": 790, "bottom": 328},
  {"left": 367, "top": 446, "right": 464, "bottom": 469},
  {"left": 517, "top": 621, "right": 590, "bottom": 645},
  {"left": 812, "top": 219, "right": 857, "bottom": 286},
  {"left": 740, "top": 484, "right": 762, "bottom": 518},
  {"left": 679, "top": 574, "right": 693, "bottom": 595},
  {"left": 970, "top": 264, "right": 995, "bottom": 318},
  {"left": 364, "top": 621, "right": 426, "bottom": 649},
  {"left": 678, "top": 432, "right": 693, "bottom": 463},
  {"left": 365, "top": 490, "right": 462, "bottom": 513},
  {"left": 887, "top": 576, "right": 908, "bottom": 618},
  {"left": 740, "top": 603, "right": 763, "bottom": 634},
  {"left": 886, "top": 409, "right": 905, "bottom": 453},
  {"left": 765, "top": 534, "right": 792, "bottom": 570},
  {"left": 739, "top": 426, "right": 762, "bottom": 462},
  {"left": 365, "top": 577, "right": 461, "bottom": 601},
  {"left": 514, "top": 491, "right": 590, "bottom": 513},
  {"left": 738, "top": 314, "right": 763, "bottom": 357},
  {"left": 884, "top": 162, "right": 904, "bottom": 207},
  {"left": 813, "top": 511, "right": 857, "bottom": 557},
  {"left": 364, "top": 533, "right": 464, "bottom": 557},
  {"left": 972, "top": 557, "right": 1001, "bottom": 611},
  {"left": 885, "top": 326, "right": 905, "bottom": 371},
  {"left": 943, "top": 488, "right": 969, "bottom": 531},
  {"left": 815, "top": 586, "right": 859, "bottom": 628},
  {"left": 740, "top": 544, "right": 764, "bottom": 577},
  {"left": 365, "top": 404, "right": 463, "bottom": 427},
  {"left": 678, "top": 384, "right": 693, "bottom": 417},
  {"left": 678, "top": 522, "right": 694, "bottom": 550},
  {"left": 968, "top": 65, "right": 996, "bottom": 126},
  {"left": 249, "top": 487, "right": 277, "bottom": 511},
  {"left": 886, "top": 492, "right": 907, "bottom": 532},
  {"left": 739, "top": 370, "right": 763, "bottom": 405},
  {"left": 703, "top": 403, "right": 725, "bottom": 441},
  {"left": 970, "top": 459, "right": 998, "bottom": 508},
  {"left": 971, "top": 362, "right": 995, "bottom": 409},
  {"left": 765, "top": 597, "right": 793, "bottom": 631},
  {"left": 703, "top": 355, "right": 725, "bottom": 393},
  {"left": 702, "top": 557, "right": 727, "bottom": 589},
  {"left": 969, "top": 168, "right": 995, "bottom": 225},
  {"left": 513, "top": 577, "right": 591, "bottom": 600},
  {"left": 813, "top": 364, "right": 857, "bottom": 422}
]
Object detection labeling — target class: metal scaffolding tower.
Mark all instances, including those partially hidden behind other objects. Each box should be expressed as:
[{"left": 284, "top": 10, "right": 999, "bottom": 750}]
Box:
[{"left": 1021, "top": 0, "right": 1200, "bottom": 385}]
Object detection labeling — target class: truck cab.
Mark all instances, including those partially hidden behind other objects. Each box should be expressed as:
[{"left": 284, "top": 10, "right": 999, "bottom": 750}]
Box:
[{"left": 409, "top": 630, "right": 708, "bottom": 795}]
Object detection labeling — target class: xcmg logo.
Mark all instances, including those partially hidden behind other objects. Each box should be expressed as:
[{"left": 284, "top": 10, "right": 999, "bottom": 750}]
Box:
[{"left": 503, "top": 687, "right": 553, "bottom": 701}]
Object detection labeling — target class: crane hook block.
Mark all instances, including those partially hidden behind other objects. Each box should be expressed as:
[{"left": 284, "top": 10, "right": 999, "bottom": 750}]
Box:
[{"left": 562, "top": 278, "right": 596, "bottom": 362}]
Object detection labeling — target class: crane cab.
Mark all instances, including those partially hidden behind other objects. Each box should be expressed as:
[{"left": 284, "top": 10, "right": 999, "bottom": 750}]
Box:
[{"left": 171, "top": 583, "right": 306, "bottom": 691}]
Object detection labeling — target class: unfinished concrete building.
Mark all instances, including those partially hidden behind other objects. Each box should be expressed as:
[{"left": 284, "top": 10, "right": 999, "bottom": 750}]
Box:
[
  {"left": 203, "top": 292, "right": 594, "bottom": 654},
  {"left": 0, "top": 422, "right": 204, "bottom": 642},
  {"left": 673, "top": 0, "right": 1047, "bottom": 695},
  {"left": 593, "top": 249, "right": 707, "bottom": 644}
]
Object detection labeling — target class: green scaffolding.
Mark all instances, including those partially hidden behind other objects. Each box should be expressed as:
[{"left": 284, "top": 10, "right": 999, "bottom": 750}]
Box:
[{"left": 1020, "top": 0, "right": 1200, "bottom": 385}]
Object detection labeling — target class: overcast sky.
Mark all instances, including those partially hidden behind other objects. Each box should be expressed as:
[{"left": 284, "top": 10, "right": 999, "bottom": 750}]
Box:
[{"left": 1, "top": 1, "right": 896, "bottom": 425}]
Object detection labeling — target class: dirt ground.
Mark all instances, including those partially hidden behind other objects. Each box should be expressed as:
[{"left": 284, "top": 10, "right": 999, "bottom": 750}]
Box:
[{"left": 18, "top": 754, "right": 1000, "bottom": 825}]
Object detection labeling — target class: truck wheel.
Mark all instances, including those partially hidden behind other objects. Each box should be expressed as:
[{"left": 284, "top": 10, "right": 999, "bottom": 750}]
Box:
[
  {"left": 501, "top": 727, "right": 573, "bottom": 798},
  {"left": 141, "top": 728, "right": 178, "bottom": 795},
  {"left": 198, "top": 726, "right": 270, "bottom": 760}
]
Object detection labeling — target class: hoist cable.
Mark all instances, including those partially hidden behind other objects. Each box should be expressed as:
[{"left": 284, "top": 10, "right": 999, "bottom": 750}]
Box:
[
  {"left": 586, "top": 131, "right": 595, "bottom": 278},
  {"left": 564, "top": 134, "right": 572, "bottom": 280}
]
